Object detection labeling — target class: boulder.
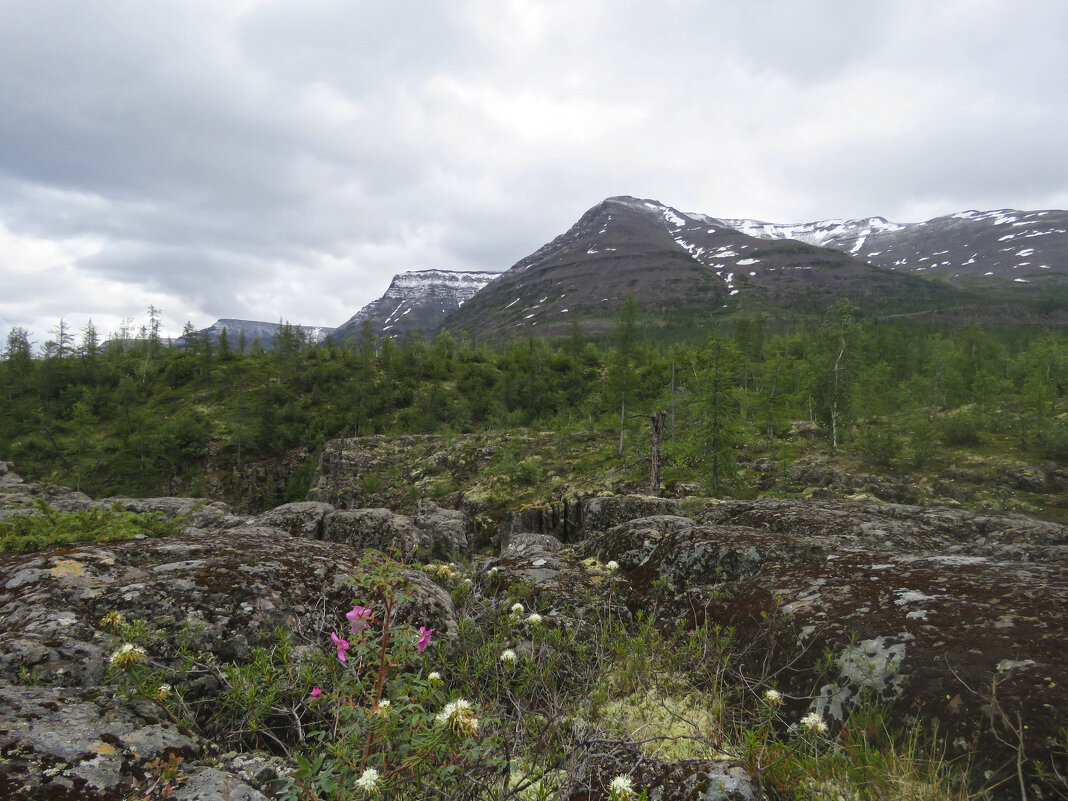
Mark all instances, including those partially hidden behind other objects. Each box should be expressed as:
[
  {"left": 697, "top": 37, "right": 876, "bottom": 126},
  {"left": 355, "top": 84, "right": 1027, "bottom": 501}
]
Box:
[
  {"left": 322, "top": 508, "right": 425, "bottom": 555},
  {"left": 245, "top": 501, "right": 335, "bottom": 539},
  {"left": 580, "top": 495, "right": 683, "bottom": 535},
  {"left": 0, "top": 525, "right": 456, "bottom": 690},
  {"left": 594, "top": 498, "right": 1068, "bottom": 798},
  {"left": 580, "top": 515, "right": 697, "bottom": 571},
  {"left": 411, "top": 499, "right": 469, "bottom": 556}
]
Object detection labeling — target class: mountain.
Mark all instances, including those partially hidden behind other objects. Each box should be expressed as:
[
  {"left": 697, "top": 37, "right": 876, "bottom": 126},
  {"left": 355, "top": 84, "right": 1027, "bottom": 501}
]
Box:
[
  {"left": 332, "top": 269, "right": 499, "bottom": 341},
  {"left": 441, "top": 196, "right": 970, "bottom": 339},
  {"left": 196, "top": 319, "right": 334, "bottom": 349},
  {"left": 721, "top": 209, "right": 1068, "bottom": 288}
]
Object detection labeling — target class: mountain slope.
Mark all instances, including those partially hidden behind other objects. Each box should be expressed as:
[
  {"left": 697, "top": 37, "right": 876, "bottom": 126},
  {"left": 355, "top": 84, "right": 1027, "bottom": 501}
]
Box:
[
  {"left": 721, "top": 209, "right": 1068, "bottom": 287},
  {"left": 332, "top": 269, "right": 498, "bottom": 341},
  {"left": 442, "top": 196, "right": 968, "bottom": 339}
]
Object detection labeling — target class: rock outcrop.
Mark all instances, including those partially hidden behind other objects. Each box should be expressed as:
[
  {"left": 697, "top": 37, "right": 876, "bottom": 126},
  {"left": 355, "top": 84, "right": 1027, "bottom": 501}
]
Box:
[
  {"left": 581, "top": 497, "right": 1068, "bottom": 798},
  {"left": 5, "top": 455, "right": 1067, "bottom": 800},
  {"left": 0, "top": 466, "right": 457, "bottom": 800}
]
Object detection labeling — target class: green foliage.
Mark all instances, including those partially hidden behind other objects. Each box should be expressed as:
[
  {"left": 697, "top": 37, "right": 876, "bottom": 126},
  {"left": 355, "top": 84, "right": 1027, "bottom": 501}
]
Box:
[
  {"left": 937, "top": 412, "right": 985, "bottom": 447},
  {"left": 0, "top": 306, "right": 1064, "bottom": 513},
  {"left": 0, "top": 501, "right": 183, "bottom": 555}
]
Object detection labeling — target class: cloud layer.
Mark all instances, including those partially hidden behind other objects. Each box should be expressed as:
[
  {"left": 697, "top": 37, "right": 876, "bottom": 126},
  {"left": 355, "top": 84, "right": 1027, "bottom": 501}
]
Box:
[{"left": 2, "top": 0, "right": 1066, "bottom": 344}]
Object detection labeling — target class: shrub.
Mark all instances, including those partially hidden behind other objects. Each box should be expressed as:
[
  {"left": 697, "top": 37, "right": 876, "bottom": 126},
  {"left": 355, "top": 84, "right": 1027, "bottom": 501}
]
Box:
[
  {"left": 0, "top": 501, "right": 183, "bottom": 555},
  {"left": 937, "top": 412, "right": 985, "bottom": 447}
]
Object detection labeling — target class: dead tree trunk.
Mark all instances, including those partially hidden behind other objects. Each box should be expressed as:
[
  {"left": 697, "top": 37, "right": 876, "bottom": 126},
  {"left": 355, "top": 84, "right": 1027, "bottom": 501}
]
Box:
[{"left": 650, "top": 410, "right": 664, "bottom": 497}]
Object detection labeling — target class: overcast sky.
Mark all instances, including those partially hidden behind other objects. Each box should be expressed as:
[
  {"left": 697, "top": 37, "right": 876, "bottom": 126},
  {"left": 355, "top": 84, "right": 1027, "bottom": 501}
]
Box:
[{"left": 1, "top": 0, "right": 1066, "bottom": 346}]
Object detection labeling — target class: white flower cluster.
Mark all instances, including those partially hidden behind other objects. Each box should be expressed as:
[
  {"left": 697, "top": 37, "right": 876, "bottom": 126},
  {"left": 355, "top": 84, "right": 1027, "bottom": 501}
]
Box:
[
  {"left": 423, "top": 563, "right": 458, "bottom": 580},
  {"left": 427, "top": 671, "right": 442, "bottom": 684},
  {"left": 500, "top": 649, "right": 518, "bottom": 665},
  {"left": 510, "top": 602, "right": 524, "bottom": 616},
  {"left": 763, "top": 689, "right": 782, "bottom": 705},
  {"left": 800, "top": 711, "right": 829, "bottom": 734},
  {"left": 355, "top": 767, "right": 380, "bottom": 793},
  {"left": 109, "top": 643, "right": 146, "bottom": 670},
  {"left": 435, "top": 698, "right": 479, "bottom": 737},
  {"left": 609, "top": 774, "right": 635, "bottom": 799}
]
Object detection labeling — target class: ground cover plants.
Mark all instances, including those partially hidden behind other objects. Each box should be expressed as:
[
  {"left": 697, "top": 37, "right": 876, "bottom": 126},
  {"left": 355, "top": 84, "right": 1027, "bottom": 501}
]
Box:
[
  {"left": 0, "top": 501, "right": 183, "bottom": 555},
  {"left": 99, "top": 548, "right": 976, "bottom": 800}
]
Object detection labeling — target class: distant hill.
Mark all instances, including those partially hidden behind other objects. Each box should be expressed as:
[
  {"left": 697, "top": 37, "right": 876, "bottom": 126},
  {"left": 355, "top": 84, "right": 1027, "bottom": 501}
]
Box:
[
  {"left": 195, "top": 319, "right": 334, "bottom": 350},
  {"left": 332, "top": 269, "right": 499, "bottom": 341}
]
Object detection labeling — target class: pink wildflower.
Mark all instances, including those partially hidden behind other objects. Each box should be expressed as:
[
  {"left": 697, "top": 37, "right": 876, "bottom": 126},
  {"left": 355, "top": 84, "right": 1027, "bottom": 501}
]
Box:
[
  {"left": 417, "top": 626, "right": 435, "bottom": 653},
  {"left": 310, "top": 687, "right": 322, "bottom": 700},
  {"left": 346, "top": 605, "right": 373, "bottom": 635},
  {"left": 330, "top": 631, "right": 350, "bottom": 663}
]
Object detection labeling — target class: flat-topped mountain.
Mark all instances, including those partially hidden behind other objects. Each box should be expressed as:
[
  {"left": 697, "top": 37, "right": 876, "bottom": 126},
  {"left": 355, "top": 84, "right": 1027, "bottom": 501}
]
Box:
[{"left": 332, "top": 269, "right": 498, "bottom": 341}]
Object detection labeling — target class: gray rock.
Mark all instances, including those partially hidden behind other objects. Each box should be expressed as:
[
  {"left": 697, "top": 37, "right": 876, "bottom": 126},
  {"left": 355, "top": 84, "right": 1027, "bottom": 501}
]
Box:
[
  {"left": 580, "top": 495, "right": 683, "bottom": 534},
  {"left": 322, "top": 508, "right": 424, "bottom": 555},
  {"left": 99, "top": 496, "right": 239, "bottom": 529},
  {"left": 625, "top": 497, "right": 1068, "bottom": 797},
  {"left": 245, "top": 501, "right": 335, "bottom": 539},
  {"left": 411, "top": 499, "right": 469, "bottom": 556},
  {"left": 173, "top": 768, "right": 270, "bottom": 801}
]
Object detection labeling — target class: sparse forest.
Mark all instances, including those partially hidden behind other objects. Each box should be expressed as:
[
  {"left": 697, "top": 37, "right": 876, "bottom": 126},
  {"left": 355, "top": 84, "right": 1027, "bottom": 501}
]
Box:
[{"left": 1, "top": 304, "right": 1065, "bottom": 519}]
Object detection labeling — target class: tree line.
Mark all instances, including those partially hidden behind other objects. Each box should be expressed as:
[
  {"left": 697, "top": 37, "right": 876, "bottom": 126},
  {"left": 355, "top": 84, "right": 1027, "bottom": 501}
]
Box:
[{"left": 1, "top": 304, "right": 1065, "bottom": 508}]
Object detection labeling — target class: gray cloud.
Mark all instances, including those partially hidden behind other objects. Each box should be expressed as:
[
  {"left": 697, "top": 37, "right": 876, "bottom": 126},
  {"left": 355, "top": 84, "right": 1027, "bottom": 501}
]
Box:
[{"left": 1, "top": 0, "right": 1065, "bottom": 345}]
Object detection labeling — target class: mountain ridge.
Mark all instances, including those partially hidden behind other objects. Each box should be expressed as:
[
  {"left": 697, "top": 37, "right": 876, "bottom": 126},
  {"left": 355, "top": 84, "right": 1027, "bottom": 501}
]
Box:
[{"left": 332, "top": 268, "right": 499, "bottom": 340}]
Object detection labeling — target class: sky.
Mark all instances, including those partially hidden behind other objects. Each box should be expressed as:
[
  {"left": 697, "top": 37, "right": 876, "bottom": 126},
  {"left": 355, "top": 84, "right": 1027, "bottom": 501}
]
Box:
[{"left": 1, "top": 0, "right": 1066, "bottom": 346}]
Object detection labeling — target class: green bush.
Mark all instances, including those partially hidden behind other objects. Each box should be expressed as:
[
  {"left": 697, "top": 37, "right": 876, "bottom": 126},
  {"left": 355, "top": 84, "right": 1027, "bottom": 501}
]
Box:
[
  {"left": 0, "top": 501, "right": 184, "bottom": 555},
  {"left": 858, "top": 425, "right": 901, "bottom": 467},
  {"left": 937, "top": 412, "right": 985, "bottom": 447}
]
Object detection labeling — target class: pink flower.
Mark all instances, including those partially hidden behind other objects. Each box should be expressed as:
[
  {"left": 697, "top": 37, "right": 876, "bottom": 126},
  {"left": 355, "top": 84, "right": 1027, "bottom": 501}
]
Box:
[
  {"left": 346, "top": 605, "right": 373, "bottom": 635},
  {"left": 416, "top": 626, "right": 434, "bottom": 653},
  {"left": 310, "top": 687, "right": 322, "bottom": 700},
  {"left": 330, "top": 631, "right": 350, "bottom": 663}
]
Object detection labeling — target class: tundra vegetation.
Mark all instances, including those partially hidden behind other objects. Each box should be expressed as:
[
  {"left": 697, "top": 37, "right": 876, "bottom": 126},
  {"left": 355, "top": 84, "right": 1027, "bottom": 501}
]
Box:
[{"left": 0, "top": 304, "right": 1065, "bottom": 798}]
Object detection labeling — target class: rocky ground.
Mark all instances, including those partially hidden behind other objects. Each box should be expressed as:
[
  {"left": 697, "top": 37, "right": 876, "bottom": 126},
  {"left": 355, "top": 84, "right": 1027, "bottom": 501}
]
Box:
[{"left": 2, "top": 457, "right": 1066, "bottom": 799}]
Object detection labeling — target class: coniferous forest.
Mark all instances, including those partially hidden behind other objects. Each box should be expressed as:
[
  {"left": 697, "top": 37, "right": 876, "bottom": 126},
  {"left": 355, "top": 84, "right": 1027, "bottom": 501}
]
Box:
[{"left": 2, "top": 302, "right": 1065, "bottom": 522}]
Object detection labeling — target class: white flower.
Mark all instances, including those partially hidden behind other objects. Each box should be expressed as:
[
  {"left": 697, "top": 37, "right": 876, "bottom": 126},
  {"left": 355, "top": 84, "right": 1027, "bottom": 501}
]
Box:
[
  {"left": 355, "top": 767, "right": 380, "bottom": 793},
  {"left": 526, "top": 613, "right": 543, "bottom": 626},
  {"left": 609, "top": 774, "right": 635, "bottom": 799},
  {"left": 156, "top": 684, "right": 173, "bottom": 701},
  {"left": 764, "top": 689, "right": 782, "bottom": 705},
  {"left": 109, "top": 643, "right": 147, "bottom": 670},
  {"left": 605, "top": 560, "right": 620, "bottom": 572},
  {"left": 800, "top": 712, "right": 829, "bottom": 734},
  {"left": 510, "top": 602, "right": 524, "bottom": 616},
  {"left": 500, "top": 649, "right": 518, "bottom": 665},
  {"left": 436, "top": 698, "right": 479, "bottom": 736},
  {"left": 374, "top": 699, "right": 391, "bottom": 716},
  {"left": 427, "top": 671, "right": 442, "bottom": 684}
]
